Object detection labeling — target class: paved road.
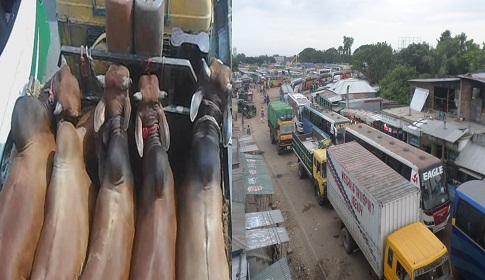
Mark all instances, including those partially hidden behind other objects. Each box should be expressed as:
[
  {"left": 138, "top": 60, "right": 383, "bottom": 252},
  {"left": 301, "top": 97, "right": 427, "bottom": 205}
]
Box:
[{"left": 238, "top": 86, "right": 454, "bottom": 280}]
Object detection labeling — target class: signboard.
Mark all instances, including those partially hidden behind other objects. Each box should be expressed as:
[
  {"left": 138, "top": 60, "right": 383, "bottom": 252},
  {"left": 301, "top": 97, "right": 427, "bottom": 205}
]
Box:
[
  {"left": 380, "top": 114, "right": 402, "bottom": 128},
  {"left": 241, "top": 153, "right": 274, "bottom": 194},
  {"left": 410, "top": 87, "right": 429, "bottom": 112}
]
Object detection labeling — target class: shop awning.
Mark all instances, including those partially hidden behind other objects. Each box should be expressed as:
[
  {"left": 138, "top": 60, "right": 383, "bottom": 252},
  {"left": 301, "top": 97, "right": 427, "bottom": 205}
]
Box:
[
  {"left": 241, "top": 153, "right": 274, "bottom": 194},
  {"left": 455, "top": 141, "right": 485, "bottom": 179},
  {"left": 251, "top": 256, "right": 292, "bottom": 280}
]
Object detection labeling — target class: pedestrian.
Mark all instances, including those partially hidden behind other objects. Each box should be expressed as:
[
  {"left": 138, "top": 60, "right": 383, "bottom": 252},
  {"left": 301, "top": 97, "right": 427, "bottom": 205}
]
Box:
[
  {"left": 261, "top": 107, "right": 265, "bottom": 122},
  {"left": 247, "top": 125, "right": 251, "bottom": 135},
  {"left": 241, "top": 114, "right": 245, "bottom": 130}
]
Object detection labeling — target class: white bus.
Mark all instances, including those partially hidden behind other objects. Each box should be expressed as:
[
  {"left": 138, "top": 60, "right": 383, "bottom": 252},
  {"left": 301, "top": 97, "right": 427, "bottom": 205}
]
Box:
[
  {"left": 287, "top": 93, "right": 311, "bottom": 133},
  {"left": 344, "top": 123, "right": 451, "bottom": 233}
]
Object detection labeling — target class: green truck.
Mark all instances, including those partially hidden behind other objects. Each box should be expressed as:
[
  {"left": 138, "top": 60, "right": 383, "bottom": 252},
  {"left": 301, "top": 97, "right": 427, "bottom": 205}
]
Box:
[
  {"left": 292, "top": 128, "right": 332, "bottom": 205},
  {"left": 267, "top": 101, "right": 295, "bottom": 155}
]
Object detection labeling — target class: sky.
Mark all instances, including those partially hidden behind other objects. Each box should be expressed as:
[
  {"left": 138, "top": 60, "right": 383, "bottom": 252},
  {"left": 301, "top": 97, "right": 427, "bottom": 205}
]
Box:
[{"left": 232, "top": 0, "right": 485, "bottom": 57}]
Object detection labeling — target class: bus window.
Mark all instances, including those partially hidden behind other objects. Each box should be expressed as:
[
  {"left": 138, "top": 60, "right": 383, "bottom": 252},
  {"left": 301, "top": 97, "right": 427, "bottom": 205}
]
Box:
[
  {"left": 456, "top": 199, "right": 483, "bottom": 244},
  {"left": 401, "top": 165, "right": 412, "bottom": 181}
]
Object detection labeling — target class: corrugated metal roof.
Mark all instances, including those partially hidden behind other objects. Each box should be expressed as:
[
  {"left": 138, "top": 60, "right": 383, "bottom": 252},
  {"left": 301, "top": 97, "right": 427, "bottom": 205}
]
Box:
[
  {"left": 457, "top": 72, "right": 485, "bottom": 82},
  {"left": 246, "top": 227, "right": 290, "bottom": 250},
  {"left": 241, "top": 153, "right": 274, "bottom": 195},
  {"left": 251, "top": 257, "right": 292, "bottom": 280},
  {"left": 454, "top": 141, "right": 485, "bottom": 177},
  {"left": 232, "top": 202, "right": 247, "bottom": 253},
  {"left": 419, "top": 119, "right": 468, "bottom": 143},
  {"left": 245, "top": 210, "right": 285, "bottom": 229},
  {"left": 232, "top": 252, "right": 248, "bottom": 280},
  {"left": 408, "top": 78, "right": 460, "bottom": 83},
  {"left": 329, "top": 78, "right": 376, "bottom": 95}
]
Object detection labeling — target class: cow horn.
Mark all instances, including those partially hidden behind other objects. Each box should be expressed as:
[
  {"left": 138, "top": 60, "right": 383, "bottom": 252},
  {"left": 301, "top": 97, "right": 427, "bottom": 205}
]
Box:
[
  {"left": 96, "top": 75, "right": 106, "bottom": 88},
  {"left": 226, "top": 83, "right": 232, "bottom": 96},
  {"left": 201, "top": 58, "right": 211, "bottom": 79},
  {"left": 123, "top": 77, "right": 132, "bottom": 91},
  {"left": 133, "top": 91, "right": 142, "bottom": 101},
  {"left": 159, "top": 90, "right": 168, "bottom": 100},
  {"left": 53, "top": 102, "right": 63, "bottom": 116}
]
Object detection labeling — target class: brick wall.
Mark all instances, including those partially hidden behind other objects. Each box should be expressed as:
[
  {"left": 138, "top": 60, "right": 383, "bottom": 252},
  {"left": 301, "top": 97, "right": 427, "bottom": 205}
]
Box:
[{"left": 460, "top": 79, "right": 473, "bottom": 120}]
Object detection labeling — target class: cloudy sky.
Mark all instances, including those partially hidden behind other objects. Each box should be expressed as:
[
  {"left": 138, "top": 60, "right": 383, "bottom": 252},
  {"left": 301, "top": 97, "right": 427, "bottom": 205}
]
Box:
[{"left": 232, "top": 0, "right": 485, "bottom": 57}]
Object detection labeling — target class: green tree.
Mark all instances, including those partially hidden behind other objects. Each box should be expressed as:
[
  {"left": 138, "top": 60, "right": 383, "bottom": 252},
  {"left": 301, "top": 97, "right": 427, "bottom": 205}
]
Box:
[
  {"left": 396, "top": 42, "right": 431, "bottom": 75},
  {"left": 353, "top": 44, "right": 372, "bottom": 54},
  {"left": 380, "top": 65, "right": 417, "bottom": 104},
  {"left": 343, "top": 36, "right": 354, "bottom": 63},
  {"left": 351, "top": 42, "right": 394, "bottom": 84},
  {"left": 323, "top": 48, "right": 340, "bottom": 63}
]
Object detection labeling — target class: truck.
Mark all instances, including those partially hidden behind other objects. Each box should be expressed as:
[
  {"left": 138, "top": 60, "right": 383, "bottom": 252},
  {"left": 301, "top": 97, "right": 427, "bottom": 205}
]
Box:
[
  {"left": 268, "top": 101, "right": 295, "bottom": 155},
  {"left": 292, "top": 128, "right": 332, "bottom": 205},
  {"left": 327, "top": 142, "right": 452, "bottom": 280}
]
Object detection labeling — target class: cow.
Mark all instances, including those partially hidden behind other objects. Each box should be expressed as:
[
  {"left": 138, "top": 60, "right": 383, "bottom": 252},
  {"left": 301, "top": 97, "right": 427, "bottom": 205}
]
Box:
[
  {"left": 176, "top": 58, "right": 232, "bottom": 279},
  {"left": 129, "top": 74, "right": 176, "bottom": 279},
  {"left": 80, "top": 64, "right": 135, "bottom": 280},
  {"left": 30, "top": 121, "right": 94, "bottom": 280},
  {"left": 0, "top": 64, "right": 82, "bottom": 279}
]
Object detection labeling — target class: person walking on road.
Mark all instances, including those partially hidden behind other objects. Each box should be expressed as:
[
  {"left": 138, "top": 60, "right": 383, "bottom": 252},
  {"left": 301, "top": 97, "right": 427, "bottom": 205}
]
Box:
[{"left": 260, "top": 107, "right": 265, "bottom": 122}]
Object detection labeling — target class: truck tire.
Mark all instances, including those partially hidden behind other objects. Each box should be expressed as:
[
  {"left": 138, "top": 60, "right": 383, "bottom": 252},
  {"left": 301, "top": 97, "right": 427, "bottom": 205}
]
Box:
[
  {"left": 342, "top": 226, "right": 357, "bottom": 254},
  {"left": 277, "top": 146, "right": 282, "bottom": 155},
  {"left": 298, "top": 162, "right": 307, "bottom": 179},
  {"left": 271, "top": 136, "right": 276, "bottom": 144},
  {"left": 315, "top": 183, "right": 325, "bottom": 206}
]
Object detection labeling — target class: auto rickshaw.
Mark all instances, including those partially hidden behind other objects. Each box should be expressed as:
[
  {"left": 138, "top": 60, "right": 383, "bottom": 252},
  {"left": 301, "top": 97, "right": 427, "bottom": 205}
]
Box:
[{"left": 243, "top": 102, "right": 256, "bottom": 118}]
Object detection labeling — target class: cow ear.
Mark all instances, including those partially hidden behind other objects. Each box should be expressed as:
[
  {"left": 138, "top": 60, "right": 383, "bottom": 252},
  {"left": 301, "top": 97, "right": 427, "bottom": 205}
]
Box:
[
  {"left": 158, "top": 108, "right": 170, "bottom": 151},
  {"left": 96, "top": 75, "right": 105, "bottom": 88},
  {"left": 94, "top": 99, "right": 106, "bottom": 133},
  {"left": 122, "top": 95, "right": 131, "bottom": 131},
  {"left": 135, "top": 115, "right": 143, "bottom": 158},
  {"left": 222, "top": 103, "right": 232, "bottom": 147},
  {"left": 190, "top": 90, "right": 203, "bottom": 122}
]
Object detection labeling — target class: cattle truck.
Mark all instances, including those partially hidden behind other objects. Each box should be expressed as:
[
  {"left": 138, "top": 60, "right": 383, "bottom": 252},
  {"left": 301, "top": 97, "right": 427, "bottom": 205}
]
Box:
[
  {"left": 267, "top": 101, "right": 295, "bottom": 155},
  {"left": 0, "top": 0, "right": 233, "bottom": 273},
  {"left": 327, "top": 142, "right": 452, "bottom": 280},
  {"left": 292, "top": 128, "right": 332, "bottom": 205}
]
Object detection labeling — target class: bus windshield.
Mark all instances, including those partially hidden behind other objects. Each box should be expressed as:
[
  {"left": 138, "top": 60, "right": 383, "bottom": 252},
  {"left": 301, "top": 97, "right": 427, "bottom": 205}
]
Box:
[{"left": 421, "top": 174, "right": 449, "bottom": 211}]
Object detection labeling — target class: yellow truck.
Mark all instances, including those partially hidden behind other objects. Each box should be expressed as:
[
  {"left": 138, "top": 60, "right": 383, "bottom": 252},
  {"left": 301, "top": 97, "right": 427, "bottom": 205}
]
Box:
[
  {"left": 292, "top": 128, "right": 332, "bottom": 205},
  {"left": 327, "top": 142, "right": 452, "bottom": 280}
]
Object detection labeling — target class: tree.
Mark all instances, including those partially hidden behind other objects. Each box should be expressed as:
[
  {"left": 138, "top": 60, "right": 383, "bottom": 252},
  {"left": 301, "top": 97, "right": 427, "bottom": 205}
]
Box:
[
  {"left": 343, "top": 36, "right": 354, "bottom": 63},
  {"left": 396, "top": 42, "right": 431, "bottom": 74},
  {"left": 323, "top": 48, "right": 340, "bottom": 63},
  {"left": 353, "top": 44, "right": 373, "bottom": 54},
  {"left": 351, "top": 42, "right": 394, "bottom": 84},
  {"left": 380, "top": 65, "right": 417, "bottom": 104}
]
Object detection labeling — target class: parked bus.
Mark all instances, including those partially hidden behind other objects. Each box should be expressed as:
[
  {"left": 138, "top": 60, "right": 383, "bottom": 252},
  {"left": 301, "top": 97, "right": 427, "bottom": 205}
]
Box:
[
  {"left": 344, "top": 123, "right": 451, "bottom": 233},
  {"left": 279, "top": 83, "right": 294, "bottom": 102},
  {"left": 302, "top": 104, "right": 351, "bottom": 144},
  {"left": 287, "top": 93, "right": 311, "bottom": 133},
  {"left": 450, "top": 180, "right": 485, "bottom": 279}
]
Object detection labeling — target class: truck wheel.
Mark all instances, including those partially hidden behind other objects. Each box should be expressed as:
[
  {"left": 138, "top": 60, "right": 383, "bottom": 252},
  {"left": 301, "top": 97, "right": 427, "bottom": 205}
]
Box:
[
  {"left": 277, "top": 146, "right": 282, "bottom": 155},
  {"left": 271, "top": 136, "right": 276, "bottom": 144},
  {"left": 0, "top": 135, "right": 15, "bottom": 191},
  {"left": 315, "top": 184, "right": 325, "bottom": 206},
  {"left": 298, "top": 162, "right": 307, "bottom": 179},
  {"left": 342, "top": 226, "right": 357, "bottom": 254}
]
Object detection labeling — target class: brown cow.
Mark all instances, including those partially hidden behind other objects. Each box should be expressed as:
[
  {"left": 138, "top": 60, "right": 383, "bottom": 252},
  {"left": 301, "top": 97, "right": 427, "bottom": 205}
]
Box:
[
  {"left": 0, "top": 64, "right": 82, "bottom": 279},
  {"left": 176, "top": 59, "right": 231, "bottom": 279},
  {"left": 129, "top": 74, "right": 176, "bottom": 279},
  {"left": 80, "top": 64, "right": 135, "bottom": 280},
  {"left": 30, "top": 121, "right": 94, "bottom": 280}
]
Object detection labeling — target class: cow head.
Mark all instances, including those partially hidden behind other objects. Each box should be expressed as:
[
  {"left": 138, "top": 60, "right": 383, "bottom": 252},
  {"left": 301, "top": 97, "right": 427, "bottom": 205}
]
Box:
[
  {"left": 93, "top": 64, "right": 132, "bottom": 133},
  {"left": 190, "top": 58, "right": 232, "bottom": 147},
  {"left": 133, "top": 74, "right": 170, "bottom": 157},
  {"left": 43, "top": 64, "right": 83, "bottom": 126}
]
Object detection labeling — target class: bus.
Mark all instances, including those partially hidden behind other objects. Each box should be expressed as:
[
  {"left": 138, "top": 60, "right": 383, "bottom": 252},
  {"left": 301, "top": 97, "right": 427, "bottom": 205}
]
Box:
[
  {"left": 344, "top": 123, "right": 451, "bottom": 233},
  {"left": 450, "top": 180, "right": 485, "bottom": 279},
  {"left": 279, "top": 83, "right": 294, "bottom": 102},
  {"left": 287, "top": 93, "right": 311, "bottom": 133},
  {"left": 302, "top": 104, "right": 351, "bottom": 144}
]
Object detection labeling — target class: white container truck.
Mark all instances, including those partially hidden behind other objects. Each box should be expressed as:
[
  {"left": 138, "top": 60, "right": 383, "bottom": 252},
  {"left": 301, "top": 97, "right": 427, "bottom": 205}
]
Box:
[{"left": 326, "top": 142, "right": 452, "bottom": 280}]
